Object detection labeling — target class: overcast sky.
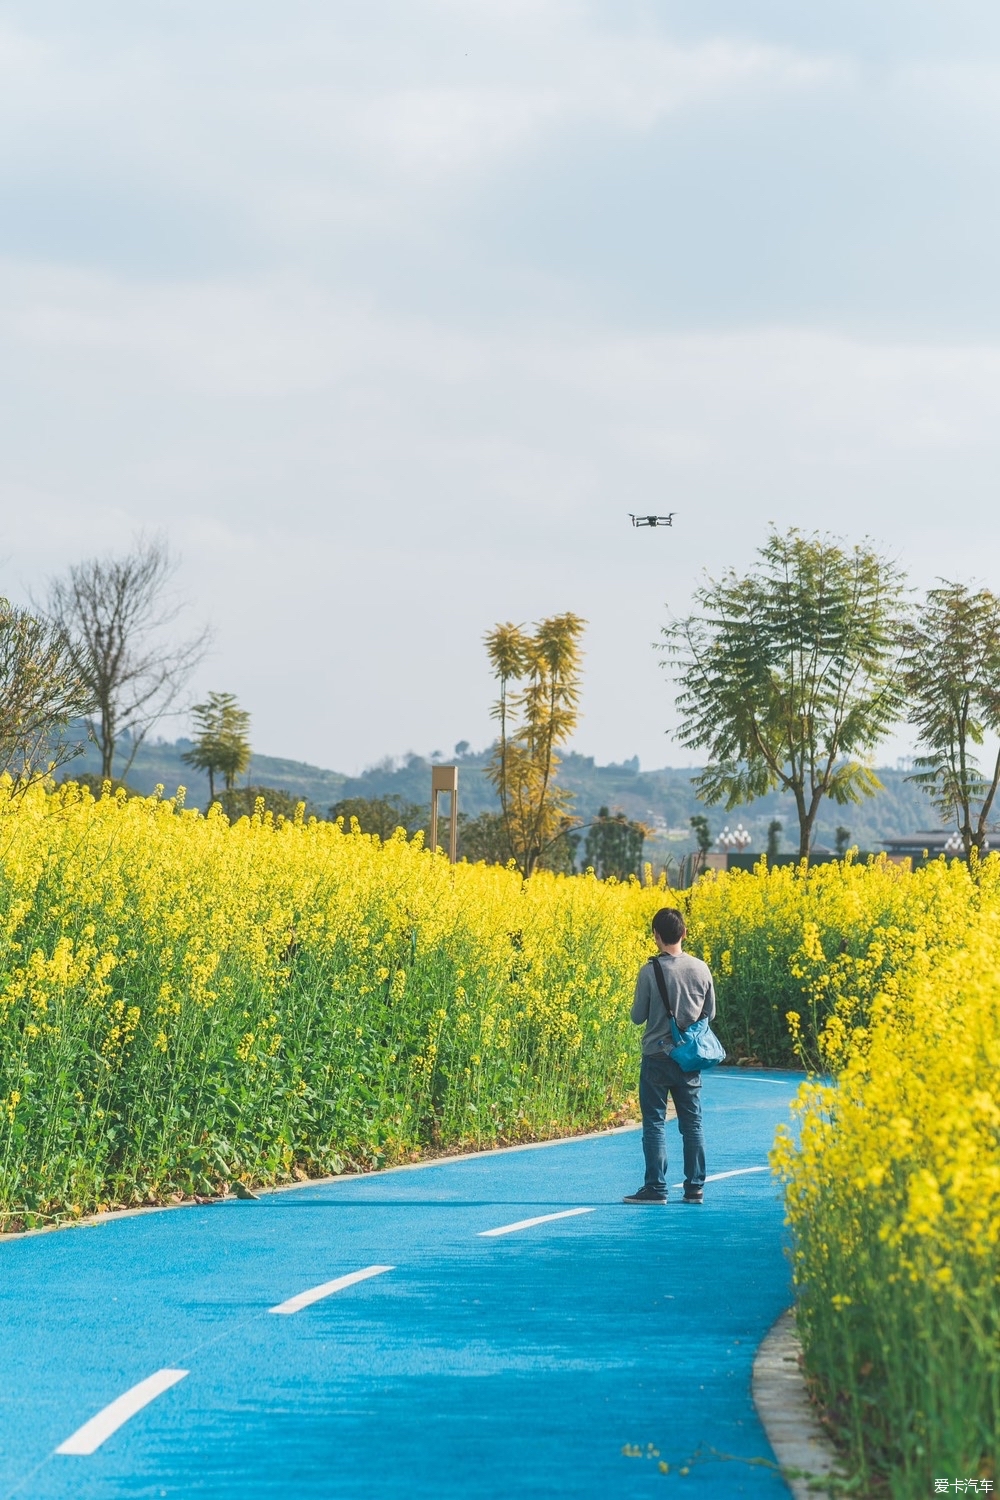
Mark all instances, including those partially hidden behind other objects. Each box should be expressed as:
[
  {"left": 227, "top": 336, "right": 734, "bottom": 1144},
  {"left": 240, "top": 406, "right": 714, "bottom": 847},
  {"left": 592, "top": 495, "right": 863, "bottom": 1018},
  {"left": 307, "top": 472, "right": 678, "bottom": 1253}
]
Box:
[{"left": 3, "top": 1, "right": 1000, "bottom": 773}]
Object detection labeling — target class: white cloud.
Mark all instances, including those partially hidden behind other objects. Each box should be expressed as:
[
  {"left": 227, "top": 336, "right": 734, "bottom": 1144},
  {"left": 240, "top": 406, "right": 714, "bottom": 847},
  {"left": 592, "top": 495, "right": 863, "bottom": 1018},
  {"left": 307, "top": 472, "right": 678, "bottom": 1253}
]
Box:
[
  {"left": 2, "top": 2, "right": 1000, "bottom": 771},
  {"left": 4, "top": 252, "right": 1000, "bottom": 768},
  {"left": 0, "top": 7, "right": 855, "bottom": 211},
  {"left": 343, "top": 41, "right": 852, "bottom": 180}
]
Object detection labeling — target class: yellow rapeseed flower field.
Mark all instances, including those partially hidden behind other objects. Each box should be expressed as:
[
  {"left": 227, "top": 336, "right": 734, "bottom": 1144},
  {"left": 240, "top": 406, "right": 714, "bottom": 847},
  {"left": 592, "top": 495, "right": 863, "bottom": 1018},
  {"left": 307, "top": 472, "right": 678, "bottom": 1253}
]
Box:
[
  {"left": 0, "top": 779, "right": 666, "bottom": 1225},
  {"left": 1, "top": 779, "right": 997, "bottom": 1492},
  {"left": 772, "top": 892, "right": 1000, "bottom": 1493}
]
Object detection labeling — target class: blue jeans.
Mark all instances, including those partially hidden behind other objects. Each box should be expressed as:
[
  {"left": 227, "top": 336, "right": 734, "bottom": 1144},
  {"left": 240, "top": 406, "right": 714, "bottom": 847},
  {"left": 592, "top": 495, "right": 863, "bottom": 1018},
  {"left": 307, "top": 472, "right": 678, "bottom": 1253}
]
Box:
[{"left": 639, "top": 1051, "right": 706, "bottom": 1196}]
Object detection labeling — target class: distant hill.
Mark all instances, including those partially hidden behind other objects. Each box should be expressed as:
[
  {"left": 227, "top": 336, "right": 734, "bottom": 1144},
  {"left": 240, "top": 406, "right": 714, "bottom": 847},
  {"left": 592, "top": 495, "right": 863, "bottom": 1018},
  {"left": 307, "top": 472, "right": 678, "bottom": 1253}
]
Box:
[
  {"left": 58, "top": 732, "right": 943, "bottom": 862},
  {"left": 60, "top": 733, "right": 347, "bottom": 816},
  {"left": 554, "top": 752, "right": 940, "bottom": 858}
]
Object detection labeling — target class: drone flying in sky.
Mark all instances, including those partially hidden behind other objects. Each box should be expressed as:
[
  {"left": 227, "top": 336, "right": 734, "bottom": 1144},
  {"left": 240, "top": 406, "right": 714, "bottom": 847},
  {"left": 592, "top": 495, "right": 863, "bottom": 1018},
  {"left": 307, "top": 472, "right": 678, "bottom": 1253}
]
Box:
[{"left": 629, "top": 513, "right": 675, "bottom": 528}]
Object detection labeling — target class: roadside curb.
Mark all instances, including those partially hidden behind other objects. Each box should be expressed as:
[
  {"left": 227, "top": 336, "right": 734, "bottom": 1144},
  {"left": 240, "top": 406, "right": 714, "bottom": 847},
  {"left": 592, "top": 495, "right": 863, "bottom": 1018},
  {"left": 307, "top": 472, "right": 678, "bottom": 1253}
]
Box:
[
  {"left": 0, "top": 1118, "right": 643, "bottom": 1243},
  {"left": 753, "top": 1307, "right": 842, "bottom": 1498}
]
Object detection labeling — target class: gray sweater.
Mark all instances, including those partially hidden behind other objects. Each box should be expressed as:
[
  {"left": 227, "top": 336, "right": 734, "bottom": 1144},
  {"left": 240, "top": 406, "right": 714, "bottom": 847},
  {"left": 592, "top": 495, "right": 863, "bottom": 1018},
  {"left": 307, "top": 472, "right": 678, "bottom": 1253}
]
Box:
[{"left": 631, "top": 951, "right": 717, "bottom": 1057}]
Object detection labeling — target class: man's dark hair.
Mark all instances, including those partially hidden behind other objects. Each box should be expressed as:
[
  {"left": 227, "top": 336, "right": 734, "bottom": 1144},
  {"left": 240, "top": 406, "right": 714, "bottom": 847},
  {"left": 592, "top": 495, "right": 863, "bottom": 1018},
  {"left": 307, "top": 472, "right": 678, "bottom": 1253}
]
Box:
[{"left": 652, "top": 907, "right": 686, "bottom": 945}]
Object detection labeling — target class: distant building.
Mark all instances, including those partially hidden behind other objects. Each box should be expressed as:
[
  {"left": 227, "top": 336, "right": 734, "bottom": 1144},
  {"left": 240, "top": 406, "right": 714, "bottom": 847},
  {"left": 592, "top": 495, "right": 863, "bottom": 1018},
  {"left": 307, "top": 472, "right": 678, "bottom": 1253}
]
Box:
[
  {"left": 882, "top": 829, "right": 997, "bottom": 860},
  {"left": 881, "top": 830, "right": 959, "bottom": 861}
]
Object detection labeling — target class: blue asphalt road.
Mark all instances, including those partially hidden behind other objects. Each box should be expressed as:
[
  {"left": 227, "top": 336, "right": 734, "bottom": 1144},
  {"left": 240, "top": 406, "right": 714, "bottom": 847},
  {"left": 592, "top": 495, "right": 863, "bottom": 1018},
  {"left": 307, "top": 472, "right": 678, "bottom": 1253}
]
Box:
[{"left": 0, "top": 1070, "right": 802, "bottom": 1500}]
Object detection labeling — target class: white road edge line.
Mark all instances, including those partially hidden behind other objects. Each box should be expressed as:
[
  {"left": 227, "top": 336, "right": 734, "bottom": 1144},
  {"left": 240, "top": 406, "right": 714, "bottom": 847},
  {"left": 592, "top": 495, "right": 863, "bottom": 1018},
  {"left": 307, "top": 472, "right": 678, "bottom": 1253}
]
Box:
[
  {"left": 712, "top": 1075, "right": 802, "bottom": 1085},
  {"left": 669, "top": 1166, "right": 770, "bottom": 1189},
  {"left": 269, "top": 1264, "right": 394, "bottom": 1314},
  {"left": 479, "top": 1207, "right": 595, "bottom": 1238},
  {"left": 56, "top": 1369, "right": 189, "bottom": 1456}
]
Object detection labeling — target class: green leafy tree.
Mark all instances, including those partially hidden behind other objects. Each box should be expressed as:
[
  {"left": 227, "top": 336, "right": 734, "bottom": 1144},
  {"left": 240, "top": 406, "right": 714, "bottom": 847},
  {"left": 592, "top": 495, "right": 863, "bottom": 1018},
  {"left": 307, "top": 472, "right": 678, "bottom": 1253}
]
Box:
[
  {"left": 835, "top": 825, "right": 851, "bottom": 857},
  {"left": 456, "top": 811, "right": 508, "bottom": 864},
  {"left": 539, "top": 820, "right": 582, "bottom": 875},
  {"left": 903, "top": 582, "right": 1000, "bottom": 858},
  {"left": 662, "top": 529, "right": 907, "bottom": 861},
  {"left": 329, "top": 795, "right": 426, "bottom": 840},
  {"left": 484, "top": 613, "right": 586, "bottom": 876},
  {"left": 584, "top": 806, "right": 648, "bottom": 880},
  {"left": 0, "top": 596, "right": 94, "bottom": 787},
  {"left": 182, "top": 692, "right": 251, "bottom": 804},
  {"left": 766, "top": 819, "right": 782, "bottom": 860},
  {"left": 689, "top": 814, "right": 712, "bottom": 875},
  {"left": 455, "top": 809, "right": 579, "bottom": 869}
]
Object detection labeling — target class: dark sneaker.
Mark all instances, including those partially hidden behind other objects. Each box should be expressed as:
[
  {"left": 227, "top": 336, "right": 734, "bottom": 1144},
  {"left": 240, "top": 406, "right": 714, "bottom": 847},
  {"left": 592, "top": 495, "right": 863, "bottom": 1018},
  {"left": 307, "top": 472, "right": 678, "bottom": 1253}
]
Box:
[
  {"left": 682, "top": 1188, "right": 704, "bottom": 1204},
  {"left": 622, "top": 1186, "right": 668, "bottom": 1204}
]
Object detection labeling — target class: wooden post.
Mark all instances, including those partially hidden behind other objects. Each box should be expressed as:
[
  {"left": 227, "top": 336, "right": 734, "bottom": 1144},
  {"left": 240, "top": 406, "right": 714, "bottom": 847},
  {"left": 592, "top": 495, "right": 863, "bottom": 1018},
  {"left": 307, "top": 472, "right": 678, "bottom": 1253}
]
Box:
[{"left": 430, "top": 765, "right": 459, "bottom": 862}]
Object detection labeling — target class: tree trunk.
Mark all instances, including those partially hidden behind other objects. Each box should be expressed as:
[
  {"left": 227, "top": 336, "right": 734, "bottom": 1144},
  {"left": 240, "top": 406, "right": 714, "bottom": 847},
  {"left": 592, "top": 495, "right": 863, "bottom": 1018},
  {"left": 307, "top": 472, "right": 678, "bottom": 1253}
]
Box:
[
  {"left": 794, "top": 790, "right": 815, "bottom": 862},
  {"left": 972, "top": 747, "right": 1000, "bottom": 858},
  {"left": 98, "top": 700, "right": 115, "bottom": 781}
]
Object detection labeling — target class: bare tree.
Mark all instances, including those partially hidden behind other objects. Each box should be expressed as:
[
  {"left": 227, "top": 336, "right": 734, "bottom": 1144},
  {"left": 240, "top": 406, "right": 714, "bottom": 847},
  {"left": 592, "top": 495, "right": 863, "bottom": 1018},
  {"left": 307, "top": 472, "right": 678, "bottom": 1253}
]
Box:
[
  {"left": 0, "top": 595, "right": 94, "bottom": 787},
  {"left": 46, "top": 539, "right": 209, "bottom": 781}
]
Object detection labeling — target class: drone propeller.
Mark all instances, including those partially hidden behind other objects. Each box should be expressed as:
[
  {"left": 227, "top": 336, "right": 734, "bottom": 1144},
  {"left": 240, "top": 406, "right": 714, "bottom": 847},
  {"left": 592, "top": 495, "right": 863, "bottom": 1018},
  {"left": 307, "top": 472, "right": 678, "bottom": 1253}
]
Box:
[{"left": 629, "top": 513, "right": 675, "bottom": 529}]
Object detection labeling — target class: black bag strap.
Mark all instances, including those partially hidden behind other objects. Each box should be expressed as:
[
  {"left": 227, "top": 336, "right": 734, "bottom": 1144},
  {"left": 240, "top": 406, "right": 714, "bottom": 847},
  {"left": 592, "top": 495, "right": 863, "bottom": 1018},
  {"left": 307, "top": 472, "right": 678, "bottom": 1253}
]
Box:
[{"left": 647, "top": 955, "right": 675, "bottom": 1021}]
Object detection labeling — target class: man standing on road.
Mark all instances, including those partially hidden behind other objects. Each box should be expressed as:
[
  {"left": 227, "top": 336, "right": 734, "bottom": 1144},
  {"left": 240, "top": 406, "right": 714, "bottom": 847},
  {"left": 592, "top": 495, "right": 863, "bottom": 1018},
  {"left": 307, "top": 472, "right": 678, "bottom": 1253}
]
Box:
[{"left": 624, "top": 906, "right": 715, "bottom": 1205}]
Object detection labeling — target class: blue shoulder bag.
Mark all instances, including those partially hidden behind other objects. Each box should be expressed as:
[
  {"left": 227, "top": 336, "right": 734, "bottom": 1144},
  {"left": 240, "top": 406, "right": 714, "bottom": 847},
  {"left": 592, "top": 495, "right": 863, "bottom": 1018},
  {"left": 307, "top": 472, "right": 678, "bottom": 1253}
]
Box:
[{"left": 648, "top": 956, "right": 726, "bottom": 1072}]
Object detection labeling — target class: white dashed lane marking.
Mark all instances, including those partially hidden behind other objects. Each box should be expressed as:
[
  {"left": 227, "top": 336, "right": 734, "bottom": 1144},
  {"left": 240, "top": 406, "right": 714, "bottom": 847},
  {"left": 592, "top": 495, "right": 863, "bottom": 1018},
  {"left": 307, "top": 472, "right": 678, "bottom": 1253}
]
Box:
[
  {"left": 478, "top": 1207, "right": 595, "bottom": 1237},
  {"left": 268, "top": 1264, "right": 394, "bottom": 1315},
  {"left": 670, "top": 1165, "right": 769, "bottom": 1189},
  {"left": 56, "top": 1369, "right": 189, "bottom": 1456}
]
